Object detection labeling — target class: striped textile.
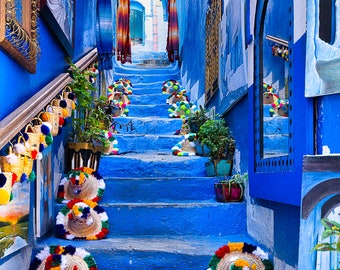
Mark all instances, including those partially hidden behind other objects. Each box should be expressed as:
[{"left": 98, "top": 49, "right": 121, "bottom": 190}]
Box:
[
  {"left": 166, "top": 0, "right": 179, "bottom": 62},
  {"left": 116, "top": 0, "right": 132, "bottom": 64},
  {"left": 96, "top": 0, "right": 114, "bottom": 70}
]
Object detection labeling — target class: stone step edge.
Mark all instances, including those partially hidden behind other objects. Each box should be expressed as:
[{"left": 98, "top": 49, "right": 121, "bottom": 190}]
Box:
[
  {"left": 55, "top": 201, "right": 244, "bottom": 208},
  {"left": 34, "top": 234, "right": 255, "bottom": 256}
]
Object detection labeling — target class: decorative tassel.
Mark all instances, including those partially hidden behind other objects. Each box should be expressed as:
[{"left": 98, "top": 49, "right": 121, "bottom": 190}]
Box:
[
  {"left": 23, "top": 133, "right": 29, "bottom": 141},
  {"left": 13, "top": 143, "right": 26, "bottom": 155},
  {"left": 31, "top": 149, "right": 38, "bottom": 160},
  {"left": 0, "top": 174, "right": 6, "bottom": 187},
  {"left": 40, "top": 112, "right": 50, "bottom": 122},
  {"left": 59, "top": 117, "right": 65, "bottom": 126},
  {"left": 45, "top": 134, "right": 53, "bottom": 145},
  {"left": 58, "top": 127, "right": 63, "bottom": 135},
  {"left": 59, "top": 100, "right": 67, "bottom": 108},
  {"left": 39, "top": 143, "right": 44, "bottom": 152},
  {"left": 6, "top": 153, "right": 18, "bottom": 164},
  {"left": 37, "top": 153, "right": 43, "bottom": 160},
  {"left": 68, "top": 92, "right": 76, "bottom": 100},
  {"left": 20, "top": 173, "right": 28, "bottom": 183},
  {"left": 41, "top": 123, "right": 51, "bottom": 135},
  {"left": 62, "top": 108, "right": 68, "bottom": 118},
  {"left": 29, "top": 170, "right": 36, "bottom": 181}
]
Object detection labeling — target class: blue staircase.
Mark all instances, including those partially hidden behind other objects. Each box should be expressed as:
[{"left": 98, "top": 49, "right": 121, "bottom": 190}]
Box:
[{"left": 33, "top": 53, "right": 250, "bottom": 269}]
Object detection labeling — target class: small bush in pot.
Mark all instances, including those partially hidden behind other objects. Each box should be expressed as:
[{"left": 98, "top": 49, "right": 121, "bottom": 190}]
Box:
[
  {"left": 197, "top": 117, "right": 236, "bottom": 176},
  {"left": 214, "top": 173, "right": 247, "bottom": 202}
]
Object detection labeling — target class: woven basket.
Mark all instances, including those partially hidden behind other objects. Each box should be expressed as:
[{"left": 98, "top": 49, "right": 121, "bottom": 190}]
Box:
[
  {"left": 24, "top": 124, "right": 42, "bottom": 152},
  {"left": 30, "top": 118, "right": 47, "bottom": 148},
  {"left": 61, "top": 88, "right": 73, "bottom": 118},
  {"left": 0, "top": 146, "right": 24, "bottom": 180},
  {"left": 217, "top": 251, "right": 266, "bottom": 270},
  {"left": 51, "top": 98, "right": 65, "bottom": 117},
  {"left": 44, "top": 105, "right": 60, "bottom": 136}
]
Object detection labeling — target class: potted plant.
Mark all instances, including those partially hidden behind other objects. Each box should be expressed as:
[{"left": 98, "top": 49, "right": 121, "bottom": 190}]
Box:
[
  {"left": 197, "top": 117, "right": 235, "bottom": 176},
  {"left": 65, "top": 62, "right": 112, "bottom": 172},
  {"left": 214, "top": 173, "right": 247, "bottom": 202},
  {"left": 187, "top": 105, "right": 210, "bottom": 155}
]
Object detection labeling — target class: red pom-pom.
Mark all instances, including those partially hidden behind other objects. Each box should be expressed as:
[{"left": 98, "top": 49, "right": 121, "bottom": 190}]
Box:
[{"left": 59, "top": 117, "right": 65, "bottom": 126}]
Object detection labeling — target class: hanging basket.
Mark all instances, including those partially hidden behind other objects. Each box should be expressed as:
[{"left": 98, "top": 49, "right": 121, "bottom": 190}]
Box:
[
  {"left": 0, "top": 146, "right": 24, "bottom": 181},
  {"left": 42, "top": 105, "right": 60, "bottom": 136},
  {"left": 65, "top": 142, "right": 102, "bottom": 172}
]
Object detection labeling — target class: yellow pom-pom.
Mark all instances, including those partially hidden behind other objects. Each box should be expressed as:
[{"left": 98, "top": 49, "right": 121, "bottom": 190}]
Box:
[
  {"left": 62, "top": 108, "right": 68, "bottom": 118},
  {"left": 0, "top": 189, "right": 10, "bottom": 205},
  {"left": 71, "top": 101, "right": 76, "bottom": 110}
]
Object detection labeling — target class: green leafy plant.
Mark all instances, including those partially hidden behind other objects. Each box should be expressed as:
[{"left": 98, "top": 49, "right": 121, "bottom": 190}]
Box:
[
  {"left": 197, "top": 118, "right": 235, "bottom": 160},
  {"left": 68, "top": 62, "right": 112, "bottom": 148},
  {"left": 187, "top": 105, "right": 209, "bottom": 133},
  {"left": 313, "top": 218, "right": 340, "bottom": 252}
]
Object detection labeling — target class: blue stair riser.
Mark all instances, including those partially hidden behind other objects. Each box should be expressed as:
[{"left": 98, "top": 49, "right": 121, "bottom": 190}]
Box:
[
  {"left": 89, "top": 251, "right": 212, "bottom": 270},
  {"left": 129, "top": 93, "right": 168, "bottom": 105},
  {"left": 101, "top": 177, "right": 217, "bottom": 203},
  {"left": 263, "top": 134, "right": 289, "bottom": 154},
  {"left": 111, "top": 117, "right": 183, "bottom": 135},
  {"left": 113, "top": 72, "right": 180, "bottom": 84},
  {"left": 112, "top": 134, "right": 188, "bottom": 153},
  {"left": 106, "top": 203, "right": 246, "bottom": 236},
  {"left": 114, "top": 64, "right": 179, "bottom": 75},
  {"left": 127, "top": 104, "right": 170, "bottom": 118},
  {"left": 132, "top": 82, "right": 170, "bottom": 93},
  {"left": 99, "top": 155, "right": 209, "bottom": 178},
  {"left": 53, "top": 203, "right": 246, "bottom": 236},
  {"left": 263, "top": 116, "right": 289, "bottom": 134}
]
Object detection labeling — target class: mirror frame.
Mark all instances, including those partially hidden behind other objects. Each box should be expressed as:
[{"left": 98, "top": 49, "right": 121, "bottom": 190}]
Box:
[
  {"left": 0, "top": 0, "right": 39, "bottom": 74},
  {"left": 253, "top": 0, "right": 294, "bottom": 173}
]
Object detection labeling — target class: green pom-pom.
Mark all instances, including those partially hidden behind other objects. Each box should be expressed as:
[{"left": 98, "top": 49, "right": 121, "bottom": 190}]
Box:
[
  {"left": 45, "top": 134, "right": 53, "bottom": 145},
  {"left": 29, "top": 171, "right": 36, "bottom": 181}
]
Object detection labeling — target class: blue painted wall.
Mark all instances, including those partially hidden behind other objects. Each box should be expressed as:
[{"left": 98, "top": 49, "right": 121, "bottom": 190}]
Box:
[
  {"left": 0, "top": 1, "right": 96, "bottom": 120},
  {"left": 0, "top": 1, "right": 97, "bottom": 267},
  {"left": 176, "top": 0, "right": 208, "bottom": 100}
]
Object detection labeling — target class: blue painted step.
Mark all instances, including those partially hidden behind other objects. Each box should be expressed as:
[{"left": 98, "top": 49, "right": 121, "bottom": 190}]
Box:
[
  {"left": 129, "top": 93, "right": 168, "bottom": 105},
  {"left": 33, "top": 234, "right": 255, "bottom": 270},
  {"left": 114, "top": 70, "right": 180, "bottom": 84},
  {"left": 101, "top": 176, "right": 217, "bottom": 202},
  {"left": 53, "top": 201, "right": 246, "bottom": 236},
  {"left": 111, "top": 117, "right": 183, "bottom": 135},
  {"left": 127, "top": 104, "right": 170, "bottom": 117},
  {"left": 99, "top": 153, "right": 209, "bottom": 178},
  {"left": 112, "top": 134, "right": 186, "bottom": 153}
]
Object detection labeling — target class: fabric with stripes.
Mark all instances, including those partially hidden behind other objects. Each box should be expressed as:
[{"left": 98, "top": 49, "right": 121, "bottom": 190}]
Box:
[
  {"left": 116, "top": 0, "right": 132, "bottom": 64},
  {"left": 166, "top": 0, "right": 179, "bottom": 62},
  {"left": 96, "top": 0, "right": 114, "bottom": 70}
]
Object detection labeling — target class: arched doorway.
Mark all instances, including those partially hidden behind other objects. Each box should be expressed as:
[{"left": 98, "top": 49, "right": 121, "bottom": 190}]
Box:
[{"left": 130, "top": 1, "right": 145, "bottom": 45}]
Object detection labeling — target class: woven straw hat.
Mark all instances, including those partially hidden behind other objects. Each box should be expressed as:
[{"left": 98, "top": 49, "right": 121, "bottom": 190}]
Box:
[
  {"left": 56, "top": 199, "right": 109, "bottom": 240},
  {"left": 29, "top": 245, "right": 97, "bottom": 270},
  {"left": 57, "top": 167, "right": 105, "bottom": 203},
  {"left": 217, "top": 251, "right": 266, "bottom": 270}
]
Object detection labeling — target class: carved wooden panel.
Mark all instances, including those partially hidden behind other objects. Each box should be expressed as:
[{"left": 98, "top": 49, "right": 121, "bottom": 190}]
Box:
[{"left": 205, "top": 0, "right": 221, "bottom": 102}]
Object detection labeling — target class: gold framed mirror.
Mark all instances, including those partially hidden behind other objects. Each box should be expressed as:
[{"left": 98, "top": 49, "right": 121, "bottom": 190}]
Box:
[{"left": 0, "top": 0, "right": 39, "bottom": 73}]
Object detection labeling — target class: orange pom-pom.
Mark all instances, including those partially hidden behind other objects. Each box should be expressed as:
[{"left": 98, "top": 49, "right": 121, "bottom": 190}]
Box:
[
  {"left": 62, "top": 108, "right": 68, "bottom": 118},
  {"left": 40, "top": 112, "right": 50, "bottom": 122}
]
